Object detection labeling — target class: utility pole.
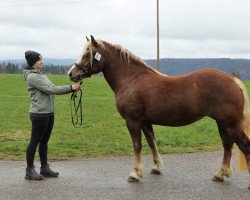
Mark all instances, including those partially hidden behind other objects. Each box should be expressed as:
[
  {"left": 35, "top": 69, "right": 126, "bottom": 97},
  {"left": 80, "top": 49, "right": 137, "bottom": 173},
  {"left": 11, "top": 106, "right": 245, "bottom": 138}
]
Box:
[{"left": 156, "top": 0, "right": 160, "bottom": 71}]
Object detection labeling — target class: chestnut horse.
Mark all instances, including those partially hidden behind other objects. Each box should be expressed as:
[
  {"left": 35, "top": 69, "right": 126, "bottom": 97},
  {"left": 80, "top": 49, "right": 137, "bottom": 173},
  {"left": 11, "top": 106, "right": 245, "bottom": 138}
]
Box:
[{"left": 68, "top": 35, "right": 250, "bottom": 189}]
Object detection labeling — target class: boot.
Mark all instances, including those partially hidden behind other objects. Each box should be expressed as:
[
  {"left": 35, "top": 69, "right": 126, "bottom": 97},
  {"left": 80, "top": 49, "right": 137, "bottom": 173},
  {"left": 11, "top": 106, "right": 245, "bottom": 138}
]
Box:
[
  {"left": 40, "top": 164, "right": 59, "bottom": 177},
  {"left": 25, "top": 166, "right": 44, "bottom": 180}
]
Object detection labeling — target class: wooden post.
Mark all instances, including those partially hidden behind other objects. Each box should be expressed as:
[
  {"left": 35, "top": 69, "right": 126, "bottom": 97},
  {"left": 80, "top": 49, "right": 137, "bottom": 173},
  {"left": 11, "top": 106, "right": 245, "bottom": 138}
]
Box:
[{"left": 156, "top": 0, "right": 160, "bottom": 71}]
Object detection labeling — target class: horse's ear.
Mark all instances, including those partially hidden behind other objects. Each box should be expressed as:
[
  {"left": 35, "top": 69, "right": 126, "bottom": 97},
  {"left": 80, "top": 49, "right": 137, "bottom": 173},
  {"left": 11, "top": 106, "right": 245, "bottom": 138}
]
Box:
[
  {"left": 86, "top": 36, "right": 90, "bottom": 42},
  {"left": 90, "top": 35, "right": 98, "bottom": 47}
]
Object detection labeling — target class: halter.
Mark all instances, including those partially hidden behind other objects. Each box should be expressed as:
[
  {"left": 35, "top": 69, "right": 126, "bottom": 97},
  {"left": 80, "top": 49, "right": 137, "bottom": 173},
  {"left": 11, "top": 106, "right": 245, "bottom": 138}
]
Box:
[
  {"left": 70, "top": 52, "right": 101, "bottom": 128},
  {"left": 74, "top": 51, "right": 101, "bottom": 78},
  {"left": 74, "top": 62, "right": 91, "bottom": 78}
]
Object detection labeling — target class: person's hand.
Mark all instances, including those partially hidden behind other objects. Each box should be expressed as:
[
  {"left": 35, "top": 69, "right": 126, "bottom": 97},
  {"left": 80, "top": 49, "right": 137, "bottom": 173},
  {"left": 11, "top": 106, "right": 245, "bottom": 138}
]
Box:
[{"left": 71, "top": 83, "right": 81, "bottom": 92}]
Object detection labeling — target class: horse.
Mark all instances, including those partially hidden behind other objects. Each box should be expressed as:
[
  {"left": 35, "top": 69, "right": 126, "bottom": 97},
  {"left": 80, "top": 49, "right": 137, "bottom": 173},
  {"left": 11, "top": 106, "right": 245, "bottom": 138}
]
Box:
[{"left": 68, "top": 35, "right": 250, "bottom": 189}]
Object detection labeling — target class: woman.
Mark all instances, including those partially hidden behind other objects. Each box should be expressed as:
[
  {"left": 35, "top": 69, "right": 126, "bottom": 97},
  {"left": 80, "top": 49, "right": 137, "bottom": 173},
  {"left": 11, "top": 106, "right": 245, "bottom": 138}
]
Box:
[{"left": 23, "top": 50, "right": 80, "bottom": 180}]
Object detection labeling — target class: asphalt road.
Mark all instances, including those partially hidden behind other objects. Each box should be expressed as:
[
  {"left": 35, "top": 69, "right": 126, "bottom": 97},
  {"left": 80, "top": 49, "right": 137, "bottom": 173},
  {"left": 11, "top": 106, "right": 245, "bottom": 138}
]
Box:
[{"left": 0, "top": 151, "right": 250, "bottom": 200}]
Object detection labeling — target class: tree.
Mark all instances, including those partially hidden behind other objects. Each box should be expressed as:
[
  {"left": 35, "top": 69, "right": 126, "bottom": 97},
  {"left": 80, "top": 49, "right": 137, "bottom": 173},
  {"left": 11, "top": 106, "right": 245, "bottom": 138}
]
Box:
[{"left": 231, "top": 71, "right": 240, "bottom": 78}]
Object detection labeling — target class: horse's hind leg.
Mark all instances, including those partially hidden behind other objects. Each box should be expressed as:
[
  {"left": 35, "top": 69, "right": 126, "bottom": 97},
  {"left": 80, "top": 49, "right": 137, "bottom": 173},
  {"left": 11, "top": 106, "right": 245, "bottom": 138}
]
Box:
[
  {"left": 126, "top": 118, "right": 144, "bottom": 182},
  {"left": 245, "top": 154, "right": 250, "bottom": 189},
  {"left": 213, "top": 121, "right": 234, "bottom": 182},
  {"left": 225, "top": 125, "right": 250, "bottom": 189},
  {"left": 142, "top": 123, "right": 163, "bottom": 174}
]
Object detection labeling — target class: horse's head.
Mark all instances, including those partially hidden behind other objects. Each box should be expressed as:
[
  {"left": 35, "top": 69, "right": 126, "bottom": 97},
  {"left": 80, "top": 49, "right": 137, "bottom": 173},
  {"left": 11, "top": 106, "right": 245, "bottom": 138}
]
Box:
[{"left": 68, "top": 35, "right": 105, "bottom": 82}]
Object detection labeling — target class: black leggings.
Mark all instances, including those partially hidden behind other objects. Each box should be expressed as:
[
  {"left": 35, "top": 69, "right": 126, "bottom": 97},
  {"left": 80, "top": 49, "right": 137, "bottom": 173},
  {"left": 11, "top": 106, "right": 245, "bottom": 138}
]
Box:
[{"left": 26, "top": 114, "right": 54, "bottom": 167}]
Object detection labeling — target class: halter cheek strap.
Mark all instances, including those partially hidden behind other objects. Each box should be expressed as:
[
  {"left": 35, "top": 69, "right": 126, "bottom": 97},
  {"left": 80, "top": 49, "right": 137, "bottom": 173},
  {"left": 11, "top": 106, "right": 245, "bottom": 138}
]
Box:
[
  {"left": 92, "top": 52, "right": 101, "bottom": 73},
  {"left": 75, "top": 52, "right": 102, "bottom": 78},
  {"left": 74, "top": 63, "right": 91, "bottom": 78}
]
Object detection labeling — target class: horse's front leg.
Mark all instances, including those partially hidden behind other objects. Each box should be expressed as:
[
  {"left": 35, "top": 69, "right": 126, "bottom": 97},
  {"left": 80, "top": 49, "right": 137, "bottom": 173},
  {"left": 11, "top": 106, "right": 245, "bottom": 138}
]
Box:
[
  {"left": 126, "top": 119, "right": 143, "bottom": 182},
  {"left": 142, "top": 123, "right": 163, "bottom": 174}
]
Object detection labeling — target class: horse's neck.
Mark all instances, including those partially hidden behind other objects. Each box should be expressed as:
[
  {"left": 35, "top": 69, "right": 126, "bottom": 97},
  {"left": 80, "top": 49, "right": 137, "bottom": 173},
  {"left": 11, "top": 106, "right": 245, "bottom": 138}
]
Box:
[{"left": 102, "top": 60, "right": 142, "bottom": 93}]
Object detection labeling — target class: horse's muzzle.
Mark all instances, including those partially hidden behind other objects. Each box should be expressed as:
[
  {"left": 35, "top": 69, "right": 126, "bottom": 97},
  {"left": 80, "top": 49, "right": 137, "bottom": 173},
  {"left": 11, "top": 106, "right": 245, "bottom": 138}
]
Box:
[{"left": 69, "top": 74, "right": 82, "bottom": 83}]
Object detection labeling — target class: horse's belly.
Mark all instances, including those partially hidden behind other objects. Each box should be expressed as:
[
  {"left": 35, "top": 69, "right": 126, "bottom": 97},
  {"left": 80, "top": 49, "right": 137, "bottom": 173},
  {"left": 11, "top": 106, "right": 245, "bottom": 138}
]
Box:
[
  {"left": 159, "top": 118, "right": 203, "bottom": 126},
  {"left": 144, "top": 114, "right": 204, "bottom": 127}
]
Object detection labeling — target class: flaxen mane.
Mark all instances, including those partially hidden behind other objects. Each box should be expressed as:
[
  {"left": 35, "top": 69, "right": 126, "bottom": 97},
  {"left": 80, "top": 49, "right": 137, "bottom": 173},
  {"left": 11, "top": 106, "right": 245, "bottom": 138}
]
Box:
[
  {"left": 83, "top": 39, "right": 161, "bottom": 75},
  {"left": 112, "top": 43, "right": 162, "bottom": 75}
]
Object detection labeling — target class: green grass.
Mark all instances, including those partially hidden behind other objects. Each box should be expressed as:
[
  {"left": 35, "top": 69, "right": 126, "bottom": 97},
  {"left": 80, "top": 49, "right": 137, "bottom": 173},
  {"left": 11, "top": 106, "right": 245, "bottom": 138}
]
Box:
[{"left": 1, "top": 73, "right": 247, "bottom": 160}]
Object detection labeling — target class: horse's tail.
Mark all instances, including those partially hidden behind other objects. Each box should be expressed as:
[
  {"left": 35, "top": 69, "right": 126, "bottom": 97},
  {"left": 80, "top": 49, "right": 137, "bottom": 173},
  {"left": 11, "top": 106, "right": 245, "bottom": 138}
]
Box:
[{"left": 234, "top": 77, "right": 250, "bottom": 171}]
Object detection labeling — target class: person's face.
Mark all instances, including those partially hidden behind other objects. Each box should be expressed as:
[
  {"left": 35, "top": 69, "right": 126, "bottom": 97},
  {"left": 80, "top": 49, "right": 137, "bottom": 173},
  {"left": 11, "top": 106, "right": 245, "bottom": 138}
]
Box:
[{"left": 33, "top": 59, "right": 44, "bottom": 69}]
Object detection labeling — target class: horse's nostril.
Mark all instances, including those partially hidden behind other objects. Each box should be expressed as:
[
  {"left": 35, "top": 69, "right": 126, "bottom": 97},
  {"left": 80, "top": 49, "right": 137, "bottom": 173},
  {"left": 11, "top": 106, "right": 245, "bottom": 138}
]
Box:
[{"left": 69, "top": 72, "right": 72, "bottom": 77}]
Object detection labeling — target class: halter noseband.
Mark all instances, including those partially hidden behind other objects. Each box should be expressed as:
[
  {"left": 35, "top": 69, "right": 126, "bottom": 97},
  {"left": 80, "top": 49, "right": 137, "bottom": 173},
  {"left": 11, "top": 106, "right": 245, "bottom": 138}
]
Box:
[{"left": 74, "top": 62, "right": 91, "bottom": 78}]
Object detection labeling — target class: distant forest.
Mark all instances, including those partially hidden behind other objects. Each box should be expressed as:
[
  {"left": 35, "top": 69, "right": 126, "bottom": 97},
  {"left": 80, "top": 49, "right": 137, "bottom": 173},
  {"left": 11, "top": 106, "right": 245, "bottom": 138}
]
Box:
[
  {"left": 1, "top": 58, "right": 250, "bottom": 79},
  {"left": 145, "top": 58, "right": 248, "bottom": 79},
  {"left": 0, "top": 62, "right": 70, "bottom": 74}
]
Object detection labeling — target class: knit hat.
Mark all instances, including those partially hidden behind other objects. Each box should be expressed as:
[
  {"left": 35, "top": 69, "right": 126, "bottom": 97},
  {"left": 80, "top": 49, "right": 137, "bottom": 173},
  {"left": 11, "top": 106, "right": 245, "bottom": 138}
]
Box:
[{"left": 25, "top": 50, "right": 42, "bottom": 67}]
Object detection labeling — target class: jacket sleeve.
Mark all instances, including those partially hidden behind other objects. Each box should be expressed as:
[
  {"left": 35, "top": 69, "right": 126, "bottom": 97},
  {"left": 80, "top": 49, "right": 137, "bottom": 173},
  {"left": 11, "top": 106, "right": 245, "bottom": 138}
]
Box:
[{"left": 27, "top": 73, "right": 72, "bottom": 95}]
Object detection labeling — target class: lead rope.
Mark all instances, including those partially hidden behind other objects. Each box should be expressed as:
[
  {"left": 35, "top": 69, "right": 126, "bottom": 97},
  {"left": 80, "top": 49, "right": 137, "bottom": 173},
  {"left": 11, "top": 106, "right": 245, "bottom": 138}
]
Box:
[{"left": 70, "top": 81, "right": 83, "bottom": 128}]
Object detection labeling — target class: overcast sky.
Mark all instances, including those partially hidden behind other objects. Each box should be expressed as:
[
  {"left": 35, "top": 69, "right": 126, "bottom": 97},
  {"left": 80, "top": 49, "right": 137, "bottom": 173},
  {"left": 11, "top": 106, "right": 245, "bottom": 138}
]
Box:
[{"left": 0, "top": 0, "right": 250, "bottom": 60}]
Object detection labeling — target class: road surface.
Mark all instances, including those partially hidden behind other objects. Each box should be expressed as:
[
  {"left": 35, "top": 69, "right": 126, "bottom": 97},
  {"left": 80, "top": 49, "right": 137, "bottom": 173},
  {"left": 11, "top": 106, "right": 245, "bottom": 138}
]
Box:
[{"left": 0, "top": 151, "right": 249, "bottom": 200}]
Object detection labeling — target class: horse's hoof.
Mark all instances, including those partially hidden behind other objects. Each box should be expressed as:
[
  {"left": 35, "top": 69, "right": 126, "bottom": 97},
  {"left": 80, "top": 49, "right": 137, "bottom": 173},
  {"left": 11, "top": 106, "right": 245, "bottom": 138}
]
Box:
[
  {"left": 127, "top": 176, "right": 139, "bottom": 182},
  {"left": 150, "top": 169, "right": 161, "bottom": 175},
  {"left": 212, "top": 176, "right": 224, "bottom": 182}
]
